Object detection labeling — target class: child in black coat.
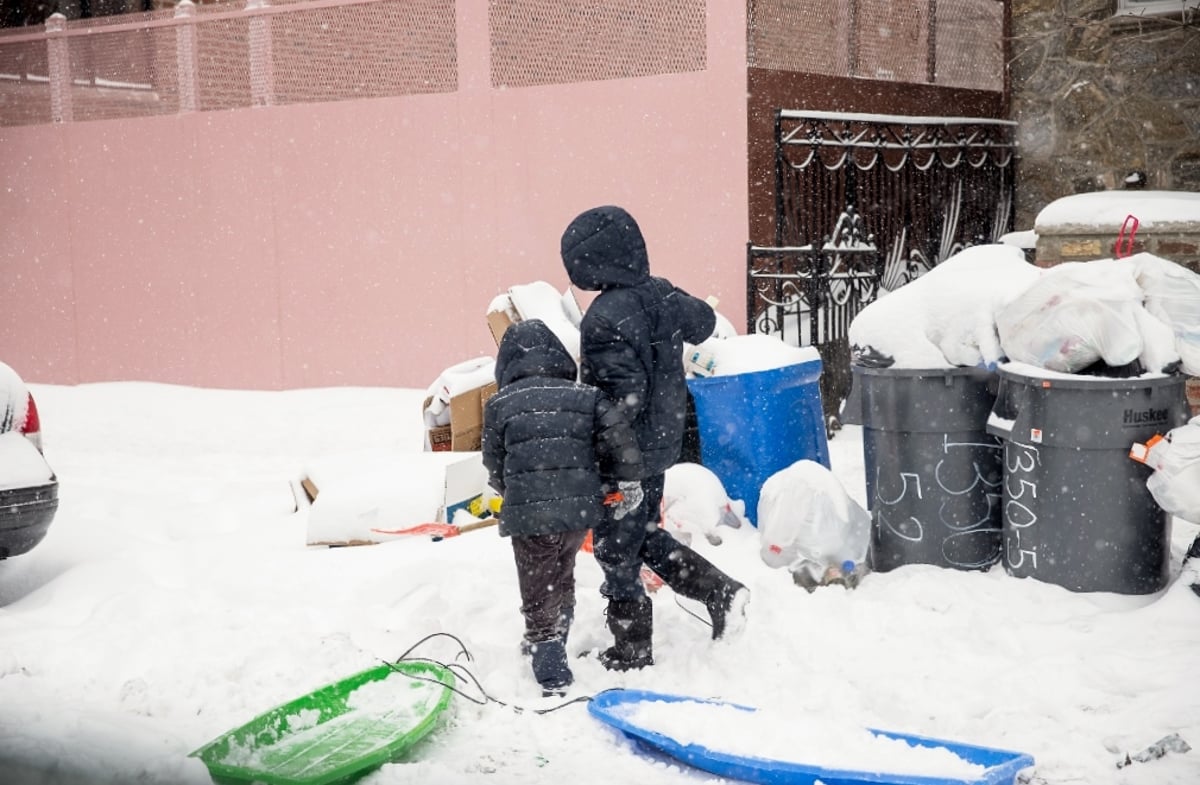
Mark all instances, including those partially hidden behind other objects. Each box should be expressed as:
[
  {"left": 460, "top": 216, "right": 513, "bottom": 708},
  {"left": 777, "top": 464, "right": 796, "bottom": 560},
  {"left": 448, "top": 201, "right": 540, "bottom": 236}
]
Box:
[
  {"left": 482, "top": 319, "right": 643, "bottom": 695},
  {"left": 560, "top": 204, "right": 749, "bottom": 671}
]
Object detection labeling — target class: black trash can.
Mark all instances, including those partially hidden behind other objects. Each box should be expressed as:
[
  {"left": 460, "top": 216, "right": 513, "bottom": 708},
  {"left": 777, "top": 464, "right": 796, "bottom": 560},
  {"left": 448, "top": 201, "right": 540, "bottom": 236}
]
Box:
[
  {"left": 853, "top": 365, "right": 1004, "bottom": 571},
  {"left": 986, "top": 365, "right": 1189, "bottom": 594}
]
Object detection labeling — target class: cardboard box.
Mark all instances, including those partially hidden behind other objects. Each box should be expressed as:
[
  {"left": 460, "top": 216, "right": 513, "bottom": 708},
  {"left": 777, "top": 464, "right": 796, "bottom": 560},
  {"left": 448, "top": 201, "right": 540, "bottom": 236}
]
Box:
[
  {"left": 423, "top": 380, "right": 496, "bottom": 452},
  {"left": 487, "top": 308, "right": 516, "bottom": 347},
  {"left": 298, "top": 450, "right": 489, "bottom": 547}
]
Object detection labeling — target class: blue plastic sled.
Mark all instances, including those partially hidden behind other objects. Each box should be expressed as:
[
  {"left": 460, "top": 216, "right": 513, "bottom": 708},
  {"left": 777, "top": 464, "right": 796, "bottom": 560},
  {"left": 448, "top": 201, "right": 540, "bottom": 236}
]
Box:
[{"left": 588, "top": 689, "right": 1034, "bottom": 785}]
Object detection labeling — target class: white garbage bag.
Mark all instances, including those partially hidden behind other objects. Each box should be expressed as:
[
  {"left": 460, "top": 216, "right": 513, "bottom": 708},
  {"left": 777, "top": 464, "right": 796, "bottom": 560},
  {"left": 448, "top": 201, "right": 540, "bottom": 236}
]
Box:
[
  {"left": 1130, "top": 416, "right": 1200, "bottom": 524},
  {"left": 1132, "top": 253, "right": 1200, "bottom": 375},
  {"left": 757, "top": 460, "right": 870, "bottom": 588},
  {"left": 997, "top": 259, "right": 1155, "bottom": 373},
  {"left": 662, "top": 463, "right": 748, "bottom": 546}
]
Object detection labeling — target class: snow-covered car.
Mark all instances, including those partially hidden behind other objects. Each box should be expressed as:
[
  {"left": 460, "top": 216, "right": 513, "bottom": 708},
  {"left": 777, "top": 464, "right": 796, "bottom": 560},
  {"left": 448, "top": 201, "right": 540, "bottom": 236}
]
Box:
[{"left": 1, "top": 361, "right": 58, "bottom": 559}]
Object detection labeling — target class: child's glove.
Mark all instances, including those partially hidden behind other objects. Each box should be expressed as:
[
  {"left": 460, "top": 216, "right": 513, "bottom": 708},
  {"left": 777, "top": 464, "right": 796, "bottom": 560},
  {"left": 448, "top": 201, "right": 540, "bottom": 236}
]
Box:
[{"left": 605, "top": 480, "right": 644, "bottom": 521}]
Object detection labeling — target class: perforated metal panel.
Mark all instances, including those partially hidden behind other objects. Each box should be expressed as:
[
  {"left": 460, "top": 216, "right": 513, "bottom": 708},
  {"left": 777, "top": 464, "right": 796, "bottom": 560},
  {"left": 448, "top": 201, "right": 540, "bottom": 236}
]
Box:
[
  {"left": 855, "top": 0, "right": 928, "bottom": 84},
  {"left": 67, "top": 22, "right": 180, "bottom": 121},
  {"left": 195, "top": 15, "right": 252, "bottom": 111},
  {"left": 0, "top": 35, "right": 52, "bottom": 126},
  {"left": 935, "top": 0, "right": 1003, "bottom": 91},
  {"left": 490, "top": 0, "right": 706, "bottom": 88},
  {"left": 0, "top": 0, "right": 458, "bottom": 125},
  {"left": 747, "top": 0, "right": 851, "bottom": 76},
  {"left": 269, "top": 0, "right": 456, "bottom": 105},
  {"left": 747, "top": 0, "right": 1003, "bottom": 93}
]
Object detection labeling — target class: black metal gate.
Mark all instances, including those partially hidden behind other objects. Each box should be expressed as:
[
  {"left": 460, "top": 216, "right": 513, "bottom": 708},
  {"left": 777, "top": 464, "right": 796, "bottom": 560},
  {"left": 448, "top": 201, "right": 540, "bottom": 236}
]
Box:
[{"left": 748, "top": 109, "right": 1015, "bottom": 424}]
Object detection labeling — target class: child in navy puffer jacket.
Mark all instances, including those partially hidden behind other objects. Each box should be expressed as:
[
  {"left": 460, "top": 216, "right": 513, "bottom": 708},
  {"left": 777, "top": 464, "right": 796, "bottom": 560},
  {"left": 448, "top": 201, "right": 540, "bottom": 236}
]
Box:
[{"left": 482, "top": 319, "right": 642, "bottom": 695}]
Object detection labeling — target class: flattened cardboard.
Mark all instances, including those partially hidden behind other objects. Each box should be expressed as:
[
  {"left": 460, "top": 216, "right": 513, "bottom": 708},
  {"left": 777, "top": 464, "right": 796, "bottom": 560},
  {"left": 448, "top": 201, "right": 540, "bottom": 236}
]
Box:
[{"left": 301, "top": 450, "right": 488, "bottom": 546}]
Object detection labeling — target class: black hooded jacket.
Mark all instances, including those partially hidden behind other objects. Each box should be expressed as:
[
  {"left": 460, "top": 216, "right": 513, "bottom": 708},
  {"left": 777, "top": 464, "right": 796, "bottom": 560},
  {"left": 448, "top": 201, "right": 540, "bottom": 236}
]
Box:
[
  {"left": 560, "top": 205, "right": 716, "bottom": 475},
  {"left": 482, "top": 319, "right": 642, "bottom": 538}
]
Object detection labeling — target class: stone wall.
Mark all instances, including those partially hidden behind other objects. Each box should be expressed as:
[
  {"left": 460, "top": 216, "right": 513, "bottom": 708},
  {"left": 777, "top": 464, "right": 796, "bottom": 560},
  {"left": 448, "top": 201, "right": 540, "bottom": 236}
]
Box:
[
  {"left": 1037, "top": 226, "right": 1200, "bottom": 270},
  {"left": 1010, "top": 0, "right": 1200, "bottom": 230}
]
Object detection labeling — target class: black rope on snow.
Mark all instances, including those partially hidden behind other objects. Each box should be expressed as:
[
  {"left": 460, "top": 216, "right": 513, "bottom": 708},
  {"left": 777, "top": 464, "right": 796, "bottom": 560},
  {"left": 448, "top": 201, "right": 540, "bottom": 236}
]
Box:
[
  {"left": 393, "top": 631, "right": 474, "bottom": 664},
  {"left": 672, "top": 592, "right": 713, "bottom": 630},
  {"left": 380, "top": 631, "right": 596, "bottom": 715}
]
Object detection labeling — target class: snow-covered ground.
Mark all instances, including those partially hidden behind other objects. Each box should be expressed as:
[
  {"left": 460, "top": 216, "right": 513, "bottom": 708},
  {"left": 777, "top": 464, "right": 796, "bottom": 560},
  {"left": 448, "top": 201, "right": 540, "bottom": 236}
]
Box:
[{"left": 0, "top": 381, "right": 1197, "bottom": 785}]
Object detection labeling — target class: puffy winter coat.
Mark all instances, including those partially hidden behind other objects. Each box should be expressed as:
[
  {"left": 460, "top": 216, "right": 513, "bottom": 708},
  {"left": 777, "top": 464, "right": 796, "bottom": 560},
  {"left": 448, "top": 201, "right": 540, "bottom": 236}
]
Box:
[
  {"left": 560, "top": 205, "right": 716, "bottom": 475},
  {"left": 482, "top": 319, "right": 642, "bottom": 538}
]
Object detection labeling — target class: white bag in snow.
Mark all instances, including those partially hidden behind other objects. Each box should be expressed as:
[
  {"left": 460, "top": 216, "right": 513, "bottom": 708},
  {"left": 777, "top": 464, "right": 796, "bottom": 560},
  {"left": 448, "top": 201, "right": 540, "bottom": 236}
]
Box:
[
  {"left": 1132, "top": 305, "right": 1182, "bottom": 377},
  {"left": 662, "top": 463, "right": 748, "bottom": 546},
  {"left": 996, "top": 259, "right": 1152, "bottom": 373},
  {"left": 1132, "top": 253, "right": 1200, "bottom": 376},
  {"left": 848, "top": 244, "right": 1042, "bottom": 369},
  {"left": 757, "top": 459, "right": 870, "bottom": 576},
  {"left": 1130, "top": 416, "right": 1200, "bottom": 524}
]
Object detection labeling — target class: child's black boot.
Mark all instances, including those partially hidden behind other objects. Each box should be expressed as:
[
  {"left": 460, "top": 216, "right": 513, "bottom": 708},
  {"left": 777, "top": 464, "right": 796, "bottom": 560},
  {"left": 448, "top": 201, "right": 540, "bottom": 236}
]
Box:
[
  {"left": 530, "top": 638, "right": 572, "bottom": 697},
  {"left": 598, "top": 595, "right": 654, "bottom": 671}
]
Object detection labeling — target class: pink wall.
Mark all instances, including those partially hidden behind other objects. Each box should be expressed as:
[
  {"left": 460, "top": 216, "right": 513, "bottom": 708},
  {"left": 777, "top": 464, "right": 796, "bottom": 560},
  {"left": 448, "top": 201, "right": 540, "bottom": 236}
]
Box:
[{"left": 0, "top": 3, "right": 748, "bottom": 390}]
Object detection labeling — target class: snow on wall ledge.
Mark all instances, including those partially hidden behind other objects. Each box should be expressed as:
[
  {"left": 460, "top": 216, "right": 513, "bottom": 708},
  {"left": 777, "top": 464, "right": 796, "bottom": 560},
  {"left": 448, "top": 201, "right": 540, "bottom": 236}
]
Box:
[{"left": 1035, "top": 191, "right": 1200, "bottom": 272}]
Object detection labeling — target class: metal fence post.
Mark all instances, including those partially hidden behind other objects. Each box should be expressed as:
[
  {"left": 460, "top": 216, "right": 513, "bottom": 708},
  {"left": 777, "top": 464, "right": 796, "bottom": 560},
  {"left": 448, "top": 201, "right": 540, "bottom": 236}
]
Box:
[
  {"left": 45, "top": 12, "right": 72, "bottom": 123},
  {"left": 247, "top": 0, "right": 274, "bottom": 107},
  {"left": 176, "top": 0, "right": 199, "bottom": 113}
]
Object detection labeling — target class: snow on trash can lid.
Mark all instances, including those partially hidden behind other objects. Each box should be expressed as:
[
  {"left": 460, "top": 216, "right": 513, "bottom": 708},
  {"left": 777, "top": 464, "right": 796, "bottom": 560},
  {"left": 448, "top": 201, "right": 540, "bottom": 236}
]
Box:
[{"left": 686, "top": 333, "right": 819, "bottom": 378}]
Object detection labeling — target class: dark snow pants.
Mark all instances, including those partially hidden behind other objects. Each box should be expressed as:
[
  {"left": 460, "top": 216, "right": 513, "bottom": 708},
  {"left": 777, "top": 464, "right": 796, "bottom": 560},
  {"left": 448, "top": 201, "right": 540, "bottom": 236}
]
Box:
[
  {"left": 593, "top": 473, "right": 687, "bottom": 601},
  {"left": 510, "top": 529, "right": 589, "bottom": 643}
]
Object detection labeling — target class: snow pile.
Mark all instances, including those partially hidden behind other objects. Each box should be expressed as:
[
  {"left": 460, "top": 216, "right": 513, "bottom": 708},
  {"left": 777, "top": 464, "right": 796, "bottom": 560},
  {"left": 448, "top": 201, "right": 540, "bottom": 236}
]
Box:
[
  {"left": 848, "top": 244, "right": 1042, "bottom": 369},
  {"left": 999, "top": 229, "right": 1037, "bottom": 250}
]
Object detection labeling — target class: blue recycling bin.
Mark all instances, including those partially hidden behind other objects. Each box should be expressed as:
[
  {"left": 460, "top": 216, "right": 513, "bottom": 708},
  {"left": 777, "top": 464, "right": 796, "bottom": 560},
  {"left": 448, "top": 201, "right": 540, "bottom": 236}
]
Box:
[{"left": 687, "top": 359, "right": 830, "bottom": 525}]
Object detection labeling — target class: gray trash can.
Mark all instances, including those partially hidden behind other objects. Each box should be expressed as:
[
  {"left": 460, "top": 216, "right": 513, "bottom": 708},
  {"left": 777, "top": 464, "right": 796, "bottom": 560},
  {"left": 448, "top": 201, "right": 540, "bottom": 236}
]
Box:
[
  {"left": 986, "top": 365, "right": 1189, "bottom": 594},
  {"left": 853, "top": 365, "right": 1004, "bottom": 572}
]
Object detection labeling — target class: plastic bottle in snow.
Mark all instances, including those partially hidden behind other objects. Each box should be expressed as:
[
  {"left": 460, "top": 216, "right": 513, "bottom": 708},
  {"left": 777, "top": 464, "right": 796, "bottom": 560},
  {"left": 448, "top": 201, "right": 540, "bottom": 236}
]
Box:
[{"left": 791, "top": 558, "right": 869, "bottom": 593}]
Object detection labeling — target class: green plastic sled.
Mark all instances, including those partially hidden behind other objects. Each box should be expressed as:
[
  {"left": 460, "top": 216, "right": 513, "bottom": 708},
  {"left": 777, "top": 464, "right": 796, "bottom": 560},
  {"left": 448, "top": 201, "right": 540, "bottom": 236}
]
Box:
[{"left": 190, "top": 660, "right": 455, "bottom": 785}]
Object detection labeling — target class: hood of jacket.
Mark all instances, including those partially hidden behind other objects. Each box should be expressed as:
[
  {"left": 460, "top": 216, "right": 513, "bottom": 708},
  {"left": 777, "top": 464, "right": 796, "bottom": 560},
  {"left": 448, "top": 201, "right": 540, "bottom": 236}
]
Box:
[
  {"left": 560, "top": 205, "right": 651, "bottom": 291},
  {"left": 495, "top": 319, "right": 578, "bottom": 387}
]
